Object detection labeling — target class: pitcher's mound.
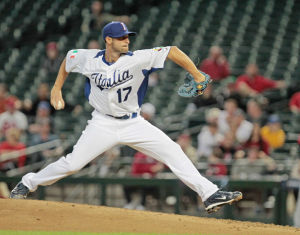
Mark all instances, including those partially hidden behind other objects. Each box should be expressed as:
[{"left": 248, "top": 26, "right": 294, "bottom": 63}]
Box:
[{"left": 0, "top": 199, "right": 299, "bottom": 234}]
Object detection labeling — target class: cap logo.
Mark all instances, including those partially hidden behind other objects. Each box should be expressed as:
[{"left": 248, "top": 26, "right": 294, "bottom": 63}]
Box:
[{"left": 120, "top": 22, "right": 127, "bottom": 31}]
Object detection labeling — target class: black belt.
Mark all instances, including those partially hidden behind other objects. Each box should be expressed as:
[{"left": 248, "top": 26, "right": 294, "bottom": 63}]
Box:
[{"left": 106, "top": 112, "right": 138, "bottom": 120}]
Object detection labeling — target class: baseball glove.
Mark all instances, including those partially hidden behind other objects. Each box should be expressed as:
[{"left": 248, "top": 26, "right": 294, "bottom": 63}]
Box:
[{"left": 177, "top": 71, "right": 211, "bottom": 97}]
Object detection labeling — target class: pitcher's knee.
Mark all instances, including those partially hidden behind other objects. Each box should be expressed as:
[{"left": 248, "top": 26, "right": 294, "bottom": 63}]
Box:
[
  {"left": 172, "top": 142, "right": 184, "bottom": 152},
  {"left": 162, "top": 142, "right": 185, "bottom": 156}
]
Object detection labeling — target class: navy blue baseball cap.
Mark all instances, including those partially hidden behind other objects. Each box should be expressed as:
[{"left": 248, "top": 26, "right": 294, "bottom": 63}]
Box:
[
  {"left": 268, "top": 114, "right": 280, "bottom": 123},
  {"left": 102, "top": 21, "right": 136, "bottom": 41}
]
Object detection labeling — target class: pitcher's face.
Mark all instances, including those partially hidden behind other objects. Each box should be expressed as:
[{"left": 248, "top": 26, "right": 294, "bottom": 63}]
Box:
[{"left": 111, "top": 35, "right": 130, "bottom": 54}]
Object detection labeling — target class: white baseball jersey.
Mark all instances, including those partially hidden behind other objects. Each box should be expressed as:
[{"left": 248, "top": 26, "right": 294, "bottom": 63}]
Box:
[{"left": 65, "top": 47, "right": 170, "bottom": 116}]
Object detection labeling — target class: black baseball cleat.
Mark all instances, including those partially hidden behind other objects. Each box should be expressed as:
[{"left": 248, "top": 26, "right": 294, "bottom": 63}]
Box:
[
  {"left": 204, "top": 190, "right": 243, "bottom": 214},
  {"left": 10, "top": 182, "right": 30, "bottom": 199}
]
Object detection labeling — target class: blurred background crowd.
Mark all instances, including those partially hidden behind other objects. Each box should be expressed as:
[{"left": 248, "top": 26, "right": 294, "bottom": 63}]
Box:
[{"left": 0, "top": 0, "right": 300, "bottom": 227}]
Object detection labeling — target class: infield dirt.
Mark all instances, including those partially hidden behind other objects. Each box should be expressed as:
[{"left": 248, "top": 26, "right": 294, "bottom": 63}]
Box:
[{"left": 0, "top": 199, "right": 299, "bottom": 234}]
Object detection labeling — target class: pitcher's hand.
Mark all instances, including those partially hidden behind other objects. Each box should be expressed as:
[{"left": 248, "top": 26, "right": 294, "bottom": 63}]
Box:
[{"left": 50, "top": 86, "right": 65, "bottom": 110}]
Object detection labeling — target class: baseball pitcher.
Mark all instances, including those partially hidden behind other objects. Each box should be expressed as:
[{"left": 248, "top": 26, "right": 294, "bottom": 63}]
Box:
[{"left": 10, "top": 22, "right": 242, "bottom": 213}]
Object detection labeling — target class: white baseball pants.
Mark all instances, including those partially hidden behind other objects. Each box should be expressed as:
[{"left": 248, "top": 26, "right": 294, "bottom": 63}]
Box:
[{"left": 22, "top": 110, "right": 218, "bottom": 201}]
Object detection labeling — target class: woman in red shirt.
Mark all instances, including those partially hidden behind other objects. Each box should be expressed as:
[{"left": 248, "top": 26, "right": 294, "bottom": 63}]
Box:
[{"left": 235, "top": 64, "right": 285, "bottom": 96}]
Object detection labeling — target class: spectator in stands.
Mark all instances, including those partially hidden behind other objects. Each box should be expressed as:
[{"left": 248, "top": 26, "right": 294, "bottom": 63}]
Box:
[
  {"left": 193, "top": 84, "right": 218, "bottom": 109},
  {"left": 0, "top": 128, "right": 26, "bottom": 173},
  {"left": 197, "top": 122, "right": 222, "bottom": 159},
  {"left": 231, "top": 146, "right": 276, "bottom": 179},
  {"left": 0, "top": 97, "right": 28, "bottom": 140},
  {"left": 218, "top": 132, "right": 237, "bottom": 162},
  {"left": 218, "top": 98, "right": 238, "bottom": 134},
  {"left": 218, "top": 99, "right": 253, "bottom": 144},
  {"left": 261, "top": 114, "right": 285, "bottom": 150},
  {"left": 28, "top": 101, "right": 53, "bottom": 134},
  {"left": 0, "top": 83, "right": 9, "bottom": 114},
  {"left": 176, "top": 133, "right": 197, "bottom": 164},
  {"left": 235, "top": 64, "right": 285, "bottom": 97},
  {"left": 230, "top": 109, "right": 254, "bottom": 144},
  {"left": 28, "top": 120, "right": 62, "bottom": 164},
  {"left": 87, "top": 39, "right": 100, "bottom": 49},
  {"left": 197, "top": 108, "right": 223, "bottom": 158},
  {"left": 246, "top": 99, "right": 268, "bottom": 125},
  {"left": 289, "top": 92, "right": 300, "bottom": 114},
  {"left": 242, "top": 123, "right": 270, "bottom": 155},
  {"left": 199, "top": 46, "right": 230, "bottom": 81},
  {"left": 42, "top": 42, "right": 64, "bottom": 75},
  {"left": 35, "top": 101, "right": 52, "bottom": 124},
  {"left": 89, "top": 0, "right": 130, "bottom": 31},
  {"left": 123, "top": 151, "right": 164, "bottom": 210},
  {"left": 22, "top": 83, "right": 55, "bottom": 118},
  {"left": 206, "top": 147, "right": 227, "bottom": 176}
]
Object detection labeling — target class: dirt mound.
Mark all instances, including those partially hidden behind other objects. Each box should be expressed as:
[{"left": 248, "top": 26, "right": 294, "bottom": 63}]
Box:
[{"left": 0, "top": 199, "right": 299, "bottom": 234}]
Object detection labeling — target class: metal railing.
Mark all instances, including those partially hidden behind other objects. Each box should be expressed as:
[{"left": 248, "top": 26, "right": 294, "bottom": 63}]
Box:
[
  {"left": 0, "top": 139, "right": 60, "bottom": 162},
  {"left": 0, "top": 138, "right": 74, "bottom": 176}
]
